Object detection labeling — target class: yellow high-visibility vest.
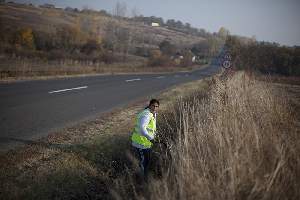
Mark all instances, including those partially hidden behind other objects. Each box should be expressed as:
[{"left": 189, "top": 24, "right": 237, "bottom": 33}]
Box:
[{"left": 131, "top": 109, "right": 156, "bottom": 148}]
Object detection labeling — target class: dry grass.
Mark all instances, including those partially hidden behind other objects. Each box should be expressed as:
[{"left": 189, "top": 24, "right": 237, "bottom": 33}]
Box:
[
  {"left": 0, "top": 104, "right": 138, "bottom": 199},
  {"left": 128, "top": 72, "right": 299, "bottom": 200},
  {"left": 0, "top": 71, "right": 299, "bottom": 199}
]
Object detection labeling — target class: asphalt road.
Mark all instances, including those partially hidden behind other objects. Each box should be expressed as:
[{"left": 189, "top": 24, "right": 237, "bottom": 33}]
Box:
[{"left": 0, "top": 64, "right": 221, "bottom": 150}]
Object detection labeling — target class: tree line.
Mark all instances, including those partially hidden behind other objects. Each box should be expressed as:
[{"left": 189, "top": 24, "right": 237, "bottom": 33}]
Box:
[{"left": 225, "top": 36, "right": 300, "bottom": 76}]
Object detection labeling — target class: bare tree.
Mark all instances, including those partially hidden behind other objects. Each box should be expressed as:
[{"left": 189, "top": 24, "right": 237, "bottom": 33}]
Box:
[
  {"left": 105, "top": 2, "right": 134, "bottom": 60},
  {"left": 130, "top": 7, "right": 145, "bottom": 56},
  {"left": 131, "top": 7, "right": 139, "bottom": 18},
  {"left": 105, "top": 23, "right": 132, "bottom": 60},
  {"left": 112, "top": 2, "right": 127, "bottom": 18}
]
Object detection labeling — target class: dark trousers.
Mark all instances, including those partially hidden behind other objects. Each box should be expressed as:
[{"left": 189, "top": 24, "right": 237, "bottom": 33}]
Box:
[{"left": 134, "top": 147, "right": 151, "bottom": 178}]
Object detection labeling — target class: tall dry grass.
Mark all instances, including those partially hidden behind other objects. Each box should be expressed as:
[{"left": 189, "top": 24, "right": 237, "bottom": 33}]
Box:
[
  {"left": 153, "top": 72, "right": 299, "bottom": 199},
  {"left": 117, "top": 72, "right": 299, "bottom": 199}
]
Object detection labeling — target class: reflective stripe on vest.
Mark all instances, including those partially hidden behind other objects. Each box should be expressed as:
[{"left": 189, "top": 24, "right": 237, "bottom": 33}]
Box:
[{"left": 131, "top": 109, "right": 156, "bottom": 148}]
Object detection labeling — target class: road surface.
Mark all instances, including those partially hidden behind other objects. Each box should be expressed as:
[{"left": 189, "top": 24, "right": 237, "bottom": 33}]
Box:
[{"left": 0, "top": 64, "right": 221, "bottom": 151}]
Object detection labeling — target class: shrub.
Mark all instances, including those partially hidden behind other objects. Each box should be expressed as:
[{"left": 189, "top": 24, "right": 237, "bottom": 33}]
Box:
[
  {"left": 14, "top": 28, "right": 36, "bottom": 50},
  {"left": 148, "top": 49, "right": 174, "bottom": 67}
]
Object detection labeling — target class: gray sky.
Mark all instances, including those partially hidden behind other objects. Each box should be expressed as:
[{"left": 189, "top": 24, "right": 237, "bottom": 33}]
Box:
[{"left": 13, "top": 0, "right": 300, "bottom": 46}]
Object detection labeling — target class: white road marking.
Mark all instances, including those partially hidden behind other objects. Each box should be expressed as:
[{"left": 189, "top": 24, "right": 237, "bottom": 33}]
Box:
[
  {"left": 126, "top": 78, "right": 141, "bottom": 82},
  {"left": 156, "top": 76, "right": 165, "bottom": 79},
  {"left": 48, "top": 86, "right": 88, "bottom": 94}
]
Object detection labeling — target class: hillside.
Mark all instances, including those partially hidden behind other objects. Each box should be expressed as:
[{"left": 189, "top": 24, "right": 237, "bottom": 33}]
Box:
[
  {"left": 0, "top": 3, "right": 205, "bottom": 47},
  {"left": 0, "top": 3, "right": 221, "bottom": 79}
]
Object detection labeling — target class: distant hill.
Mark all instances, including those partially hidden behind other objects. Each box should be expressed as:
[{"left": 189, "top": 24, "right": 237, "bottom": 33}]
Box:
[
  {"left": 0, "top": 3, "right": 205, "bottom": 49},
  {"left": 0, "top": 2, "right": 225, "bottom": 78}
]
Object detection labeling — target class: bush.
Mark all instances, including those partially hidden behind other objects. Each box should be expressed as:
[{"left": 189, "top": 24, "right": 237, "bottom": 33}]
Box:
[
  {"left": 14, "top": 28, "right": 36, "bottom": 50},
  {"left": 47, "top": 49, "right": 69, "bottom": 60},
  {"left": 100, "top": 50, "right": 115, "bottom": 64},
  {"left": 34, "top": 31, "right": 56, "bottom": 51},
  {"left": 180, "top": 50, "right": 193, "bottom": 67},
  {"left": 159, "top": 40, "right": 176, "bottom": 56},
  {"left": 81, "top": 39, "right": 102, "bottom": 55},
  {"left": 134, "top": 47, "right": 149, "bottom": 57},
  {"left": 148, "top": 49, "right": 174, "bottom": 67}
]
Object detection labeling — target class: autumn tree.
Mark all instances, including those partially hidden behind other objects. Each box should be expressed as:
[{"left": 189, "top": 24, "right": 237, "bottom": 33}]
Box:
[
  {"left": 218, "top": 27, "right": 230, "bottom": 40},
  {"left": 207, "top": 36, "right": 223, "bottom": 57},
  {"left": 148, "top": 49, "right": 171, "bottom": 67},
  {"left": 56, "top": 26, "right": 84, "bottom": 50},
  {"left": 14, "top": 28, "right": 36, "bottom": 50}
]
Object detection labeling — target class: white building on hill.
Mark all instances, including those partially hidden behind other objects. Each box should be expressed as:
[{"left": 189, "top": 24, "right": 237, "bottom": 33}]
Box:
[{"left": 151, "top": 22, "right": 160, "bottom": 27}]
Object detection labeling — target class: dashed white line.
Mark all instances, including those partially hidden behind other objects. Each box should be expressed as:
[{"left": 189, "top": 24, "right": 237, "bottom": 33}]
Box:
[
  {"left": 126, "top": 78, "right": 141, "bottom": 82},
  {"left": 48, "top": 86, "right": 88, "bottom": 94},
  {"left": 156, "top": 76, "right": 165, "bottom": 79}
]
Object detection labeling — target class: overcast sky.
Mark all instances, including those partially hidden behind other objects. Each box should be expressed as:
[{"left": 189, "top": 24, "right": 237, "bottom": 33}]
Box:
[{"left": 12, "top": 0, "right": 300, "bottom": 46}]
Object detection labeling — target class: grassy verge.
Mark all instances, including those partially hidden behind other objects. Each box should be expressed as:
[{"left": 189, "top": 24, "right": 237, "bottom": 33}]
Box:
[
  {"left": 0, "top": 76, "right": 211, "bottom": 199},
  {"left": 1, "top": 71, "right": 299, "bottom": 199},
  {"left": 125, "top": 72, "right": 299, "bottom": 200}
]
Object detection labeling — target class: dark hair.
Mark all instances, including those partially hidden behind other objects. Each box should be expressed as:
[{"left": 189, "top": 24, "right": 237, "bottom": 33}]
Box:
[
  {"left": 145, "top": 99, "right": 159, "bottom": 109},
  {"left": 149, "top": 99, "right": 159, "bottom": 106}
]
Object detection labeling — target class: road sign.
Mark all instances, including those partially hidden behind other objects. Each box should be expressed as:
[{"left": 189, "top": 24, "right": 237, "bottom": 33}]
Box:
[
  {"left": 222, "top": 60, "right": 231, "bottom": 69},
  {"left": 224, "top": 54, "right": 231, "bottom": 60}
]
